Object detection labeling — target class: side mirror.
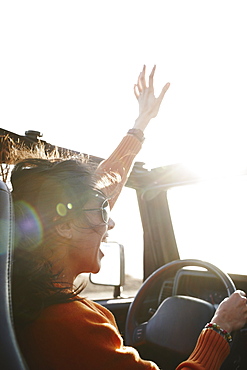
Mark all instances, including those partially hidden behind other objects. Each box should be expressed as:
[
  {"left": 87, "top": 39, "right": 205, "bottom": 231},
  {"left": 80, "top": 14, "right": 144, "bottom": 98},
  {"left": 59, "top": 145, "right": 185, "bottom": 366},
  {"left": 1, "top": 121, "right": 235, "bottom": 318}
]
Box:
[{"left": 90, "top": 242, "right": 125, "bottom": 297}]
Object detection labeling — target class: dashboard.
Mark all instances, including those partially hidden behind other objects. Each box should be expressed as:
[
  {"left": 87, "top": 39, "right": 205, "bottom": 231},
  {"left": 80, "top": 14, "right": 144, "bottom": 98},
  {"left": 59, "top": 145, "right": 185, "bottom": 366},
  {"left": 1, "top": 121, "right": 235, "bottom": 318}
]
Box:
[
  {"left": 138, "top": 267, "right": 247, "bottom": 325},
  {"left": 170, "top": 268, "right": 228, "bottom": 305}
]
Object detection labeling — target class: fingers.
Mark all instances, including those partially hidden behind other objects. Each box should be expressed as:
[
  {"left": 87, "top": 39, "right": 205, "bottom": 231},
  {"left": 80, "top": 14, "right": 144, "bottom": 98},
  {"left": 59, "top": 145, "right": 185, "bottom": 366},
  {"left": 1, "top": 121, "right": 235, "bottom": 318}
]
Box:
[
  {"left": 225, "top": 290, "right": 247, "bottom": 309},
  {"left": 134, "top": 65, "right": 170, "bottom": 100},
  {"left": 231, "top": 290, "right": 247, "bottom": 303},
  {"left": 157, "top": 82, "right": 170, "bottom": 103},
  {"left": 140, "top": 65, "right": 147, "bottom": 90},
  {"left": 214, "top": 290, "right": 247, "bottom": 332},
  {"left": 148, "top": 65, "right": 156, "bottom": 91},
  {"left": 134, "top": 84, "right": 139, "bottom": 99},
  {"left": 231, "top": 290, "right": 247, "bottom": 330},
  {"left": 237, "top": 289, "right": 246, "bottom": 298},
  {"left": 135, "top": 65, "right": 146, "bottom": 98}
]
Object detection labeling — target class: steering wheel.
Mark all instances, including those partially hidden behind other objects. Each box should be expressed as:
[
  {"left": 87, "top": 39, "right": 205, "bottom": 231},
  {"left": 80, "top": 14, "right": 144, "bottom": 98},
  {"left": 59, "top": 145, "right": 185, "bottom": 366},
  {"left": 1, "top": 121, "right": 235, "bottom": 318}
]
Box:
[{"left": 125, "top": 259, "right": 236, "bottom": 360}]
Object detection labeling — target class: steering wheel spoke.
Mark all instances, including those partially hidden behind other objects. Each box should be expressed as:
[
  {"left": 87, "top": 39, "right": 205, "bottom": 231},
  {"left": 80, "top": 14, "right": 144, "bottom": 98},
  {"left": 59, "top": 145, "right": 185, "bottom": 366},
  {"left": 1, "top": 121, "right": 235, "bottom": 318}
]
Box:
[{"left": 133, "top": 323, "right": 148, "bottom": 346}]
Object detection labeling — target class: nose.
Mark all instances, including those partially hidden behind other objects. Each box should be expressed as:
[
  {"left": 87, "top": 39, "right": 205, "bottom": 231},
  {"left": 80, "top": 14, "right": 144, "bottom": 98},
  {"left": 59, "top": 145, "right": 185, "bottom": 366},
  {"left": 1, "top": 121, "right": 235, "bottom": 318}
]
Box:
[{"left": 107, "top": 217, "right": 115, "bottom": 230}]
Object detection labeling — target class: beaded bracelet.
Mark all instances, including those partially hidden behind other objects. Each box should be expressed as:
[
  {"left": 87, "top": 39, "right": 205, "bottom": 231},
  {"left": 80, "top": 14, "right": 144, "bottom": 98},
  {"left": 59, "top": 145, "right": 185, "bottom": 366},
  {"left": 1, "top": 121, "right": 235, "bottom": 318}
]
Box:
[
  {"left": 127, "top": 129, "right": 145, "bottom": 143},
  {"left": 205, "top": 322, "right": 232, "bottom": 343}
]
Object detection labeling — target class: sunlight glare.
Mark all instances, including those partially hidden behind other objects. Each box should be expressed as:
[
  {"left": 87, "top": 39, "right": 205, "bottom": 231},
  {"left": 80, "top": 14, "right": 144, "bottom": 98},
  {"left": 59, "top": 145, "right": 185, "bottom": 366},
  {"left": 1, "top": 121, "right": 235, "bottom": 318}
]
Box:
[
  {"left": 183, "top": 149, "right": 247, "bottom": 180},
  {"left": 168, "top": 176, "right": 247, "bottom": 275}
]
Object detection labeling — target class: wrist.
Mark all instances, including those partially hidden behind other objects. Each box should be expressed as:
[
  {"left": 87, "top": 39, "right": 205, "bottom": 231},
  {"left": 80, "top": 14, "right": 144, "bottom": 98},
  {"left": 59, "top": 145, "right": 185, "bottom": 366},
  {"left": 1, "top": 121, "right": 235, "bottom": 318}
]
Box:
[
  {"left": 211, "top": 314, "right": 232, "bottom": 334},
  {"left": 127, "top": 129, "right": 145, "bottom": 143},
  {"left": 205, "top": 322, "right": 232, "bottom": 344},
  {"left": 133, "top": 114, "right": 150, "bottom": 131}
]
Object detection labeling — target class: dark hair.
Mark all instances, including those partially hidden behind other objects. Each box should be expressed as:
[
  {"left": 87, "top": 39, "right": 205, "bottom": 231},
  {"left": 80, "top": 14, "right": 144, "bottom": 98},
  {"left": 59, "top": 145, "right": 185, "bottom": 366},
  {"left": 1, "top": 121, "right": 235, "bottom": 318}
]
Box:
[{"left": 11, "top": 158, "right": 101, "bottom": 326}]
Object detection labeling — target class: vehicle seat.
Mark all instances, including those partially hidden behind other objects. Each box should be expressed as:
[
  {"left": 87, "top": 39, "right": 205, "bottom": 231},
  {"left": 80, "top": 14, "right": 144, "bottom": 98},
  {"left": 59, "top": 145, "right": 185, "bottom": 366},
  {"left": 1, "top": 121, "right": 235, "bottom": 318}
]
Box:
[{"left": 0, "top": 180, "right": 27, "bottom": 369}]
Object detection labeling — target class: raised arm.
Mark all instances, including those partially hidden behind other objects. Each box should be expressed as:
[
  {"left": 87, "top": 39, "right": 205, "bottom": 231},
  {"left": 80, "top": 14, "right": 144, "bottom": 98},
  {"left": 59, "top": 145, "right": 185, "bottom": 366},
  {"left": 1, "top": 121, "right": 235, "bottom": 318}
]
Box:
[{"left": 96, "top": 65, "right": 170, "bottom": 208}]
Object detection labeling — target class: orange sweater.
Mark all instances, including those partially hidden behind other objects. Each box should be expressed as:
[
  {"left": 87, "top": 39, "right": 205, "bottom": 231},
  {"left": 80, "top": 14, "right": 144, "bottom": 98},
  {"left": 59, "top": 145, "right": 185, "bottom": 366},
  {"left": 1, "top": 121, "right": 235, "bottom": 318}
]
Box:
[
  {"left": 18, "top": 298, "right": 229, "bottom": 370},
  {"left": 17, "top": 134, "right": 230, "bottom": 369},
  {"left": 95, "top": 133, "right": 143, "bottom": 208}
]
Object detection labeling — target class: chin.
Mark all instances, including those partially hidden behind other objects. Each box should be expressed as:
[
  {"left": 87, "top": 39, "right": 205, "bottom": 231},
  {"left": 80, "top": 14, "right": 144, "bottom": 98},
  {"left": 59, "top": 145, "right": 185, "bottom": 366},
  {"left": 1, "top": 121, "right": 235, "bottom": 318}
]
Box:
[
  {"left": 91, "top": 265, "right": 100, "bottom": 274},
  {"left": 91, "top": 259, "right": 102, "bottom": 274}
]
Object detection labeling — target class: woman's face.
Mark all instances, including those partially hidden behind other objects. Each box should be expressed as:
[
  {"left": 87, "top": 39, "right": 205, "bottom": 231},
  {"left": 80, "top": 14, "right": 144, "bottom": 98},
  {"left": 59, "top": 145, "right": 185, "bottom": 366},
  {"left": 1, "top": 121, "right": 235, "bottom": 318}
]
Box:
[{"left": 64, "top": 193, "right": 115, "bottom": 276}]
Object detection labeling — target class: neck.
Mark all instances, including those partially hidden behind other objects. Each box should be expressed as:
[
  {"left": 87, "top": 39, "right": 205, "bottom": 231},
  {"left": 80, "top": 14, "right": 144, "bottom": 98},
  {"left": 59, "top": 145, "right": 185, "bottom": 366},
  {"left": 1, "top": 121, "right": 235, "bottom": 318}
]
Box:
[{"left": 46, "top": 240, "right": 77, "bottom": 286}]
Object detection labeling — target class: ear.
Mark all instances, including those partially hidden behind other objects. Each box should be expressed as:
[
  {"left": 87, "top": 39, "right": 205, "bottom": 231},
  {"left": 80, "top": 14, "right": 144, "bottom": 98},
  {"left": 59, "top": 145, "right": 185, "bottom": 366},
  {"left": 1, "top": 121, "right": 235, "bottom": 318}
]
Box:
[{"left": 55, "top": 221, "right": 73, "bottom": 240}]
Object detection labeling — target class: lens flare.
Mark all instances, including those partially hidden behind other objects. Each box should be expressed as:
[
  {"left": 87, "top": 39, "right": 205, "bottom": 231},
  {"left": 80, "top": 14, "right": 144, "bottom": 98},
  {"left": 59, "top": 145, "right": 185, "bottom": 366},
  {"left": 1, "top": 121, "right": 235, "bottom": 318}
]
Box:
[
  {"left": 56, "top": 203, "right": 67, "bottom": 217},
  {"left": 15, "top": 201, "right": 43, "bottom": 249},
  {"left": 56, "top": 202, "right": 73, "bottom": 217}
]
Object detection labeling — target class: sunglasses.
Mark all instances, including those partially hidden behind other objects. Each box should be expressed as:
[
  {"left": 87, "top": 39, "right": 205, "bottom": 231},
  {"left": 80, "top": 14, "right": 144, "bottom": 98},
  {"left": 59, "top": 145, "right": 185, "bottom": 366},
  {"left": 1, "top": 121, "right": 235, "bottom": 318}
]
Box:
[{"left": 81, "top": 199, "right": 110, "bottom": 224}]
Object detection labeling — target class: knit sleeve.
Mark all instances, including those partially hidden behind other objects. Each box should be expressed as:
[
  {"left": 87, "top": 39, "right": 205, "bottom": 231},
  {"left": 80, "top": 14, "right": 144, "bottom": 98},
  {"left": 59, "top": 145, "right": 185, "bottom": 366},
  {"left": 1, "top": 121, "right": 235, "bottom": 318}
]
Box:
[
  {"left": 175, "top": 329, "right": 230, "bottom": 370},
  {"left": 95, "top": 134, "right": 142, "bottom": 209}
]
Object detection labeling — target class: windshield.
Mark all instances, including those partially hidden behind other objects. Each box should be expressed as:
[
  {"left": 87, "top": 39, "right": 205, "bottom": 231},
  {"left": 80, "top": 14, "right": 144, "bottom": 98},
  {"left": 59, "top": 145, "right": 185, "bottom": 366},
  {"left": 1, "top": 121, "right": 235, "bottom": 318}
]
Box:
[{"left": 167, "top": 176, "right": 247, "bottom": 275}]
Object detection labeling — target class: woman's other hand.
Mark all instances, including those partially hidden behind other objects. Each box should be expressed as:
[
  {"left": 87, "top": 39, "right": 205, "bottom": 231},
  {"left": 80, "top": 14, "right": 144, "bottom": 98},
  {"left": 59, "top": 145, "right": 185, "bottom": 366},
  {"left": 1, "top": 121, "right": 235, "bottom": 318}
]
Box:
[
  {"left": 133, "top": 65, "right": 170, "bottom": 132},
  {"left": 211, "top": 290, "right": 247, "bottom": 333}
]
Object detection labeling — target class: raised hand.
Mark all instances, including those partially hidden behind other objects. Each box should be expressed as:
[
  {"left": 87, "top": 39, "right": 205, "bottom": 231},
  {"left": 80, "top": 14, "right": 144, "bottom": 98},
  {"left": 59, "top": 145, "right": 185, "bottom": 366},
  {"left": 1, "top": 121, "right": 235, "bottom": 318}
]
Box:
[{"left": 133, "top": 65, "right": 170, "bottom": 132}]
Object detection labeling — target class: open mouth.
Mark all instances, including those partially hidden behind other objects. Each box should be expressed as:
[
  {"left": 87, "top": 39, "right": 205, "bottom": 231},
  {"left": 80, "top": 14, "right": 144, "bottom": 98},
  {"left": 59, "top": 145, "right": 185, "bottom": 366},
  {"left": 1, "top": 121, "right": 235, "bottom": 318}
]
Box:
[
  {"left": 99, "top": 248, "right": 104, "bottom": 259},
  {"left": 102, "top": 233, "right": 108, "bottom": 243}
]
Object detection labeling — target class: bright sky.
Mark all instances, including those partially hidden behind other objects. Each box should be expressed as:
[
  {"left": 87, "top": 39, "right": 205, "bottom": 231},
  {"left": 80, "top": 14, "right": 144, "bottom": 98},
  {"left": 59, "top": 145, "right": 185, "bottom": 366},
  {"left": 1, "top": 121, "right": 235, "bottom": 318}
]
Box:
[
  {"left": 2, "top": 1, "right": 247, "bottom": 281},
  {"left": 1, "top": 0, "right": 247, "bottom": 170}
]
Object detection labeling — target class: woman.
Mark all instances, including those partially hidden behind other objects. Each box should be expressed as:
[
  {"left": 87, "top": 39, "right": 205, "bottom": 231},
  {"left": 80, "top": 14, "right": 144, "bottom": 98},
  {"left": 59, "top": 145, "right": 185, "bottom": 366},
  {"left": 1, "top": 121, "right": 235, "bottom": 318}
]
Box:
[{"left": 11, "top": 66, "right": 247, "bottom": 370}]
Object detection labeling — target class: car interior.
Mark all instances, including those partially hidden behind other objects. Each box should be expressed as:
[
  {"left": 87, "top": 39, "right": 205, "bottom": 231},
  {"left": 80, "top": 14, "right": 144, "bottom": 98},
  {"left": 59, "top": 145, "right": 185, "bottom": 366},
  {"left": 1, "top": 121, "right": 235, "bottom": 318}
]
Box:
[{"left": 1, "top": 129, "right": 247, "bottom": 370}]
